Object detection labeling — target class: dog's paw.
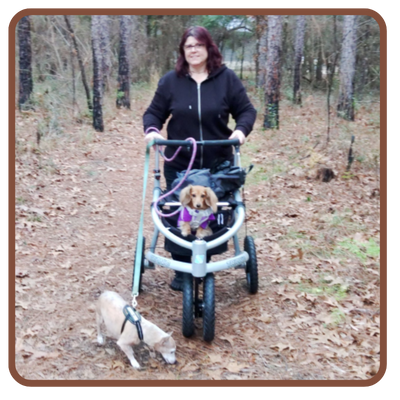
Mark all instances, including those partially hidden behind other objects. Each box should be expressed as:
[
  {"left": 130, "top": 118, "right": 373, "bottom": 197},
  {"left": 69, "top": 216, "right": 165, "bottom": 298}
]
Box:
[
  {"left": 180, "top": 226, "right": 191, "bottom": 237},
  {"left": 196, "top": 228, "right": 211, "bottom": 239}
]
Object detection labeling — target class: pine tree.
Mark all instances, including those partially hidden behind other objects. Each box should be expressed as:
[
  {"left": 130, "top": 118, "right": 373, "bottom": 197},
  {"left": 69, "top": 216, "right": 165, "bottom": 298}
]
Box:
[
  {"left": 257, "top": 16, "right": 268, "bottom": 88},
  {"left": 91, "top": 15, "right": 104, "bottom": 132},
  {"left": 264, "top": 15, "right": 282, "bottom": 129},
  {"left": 116, "top": 15, "right": 132, "bottom": 109},
  {"left": 293, "top": 15, "right": 306, "bottom": 105},
  {"left": 18, "top": 16, "right": 33, "bottom": 110},
  {"left": 337, "top": 15, "right": 358, "bottom": 121}
]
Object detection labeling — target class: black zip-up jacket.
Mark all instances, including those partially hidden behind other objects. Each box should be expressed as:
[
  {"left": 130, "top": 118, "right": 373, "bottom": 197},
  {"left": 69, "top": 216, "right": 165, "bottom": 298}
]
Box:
[{"left": 143, "top": 65, "right": 257, "bottom": 171}]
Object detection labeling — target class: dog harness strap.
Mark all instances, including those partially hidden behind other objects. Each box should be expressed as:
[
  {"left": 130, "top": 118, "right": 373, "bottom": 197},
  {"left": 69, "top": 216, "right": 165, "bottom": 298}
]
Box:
[
  {"left": 178, "top": 207, "right": 216, "bottom": 230},
  {"left": 121, "top": 305, "right": 144, "bottom": 340}
]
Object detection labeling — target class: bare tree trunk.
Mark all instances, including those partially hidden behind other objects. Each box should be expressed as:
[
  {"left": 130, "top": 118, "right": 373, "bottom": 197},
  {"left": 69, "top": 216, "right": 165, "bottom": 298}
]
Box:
[
  {"left": 18, "top": 16, "right": 33, "bottom": 110},
  {"left": 337, "top": 15, "right": 358, "bottom": 121},
  {"left": 116, "top": 15, "right": 132, "bottom": 109},
  {"left": 257, "top": 16, "right": 268, "bottom": 88},
  {"left": 254, "top": 16, "right": 261, "bottom": 84},
  {"left": 327, "top": 15, "right": 339, "bottom": 142},
  {"left": 69, "top": 40, "right": 77, "bottom": 110},
  {"left": 99, "top": 15, "right": 111, "bottom": 93},
  {"left": 293, "top": 15, "right": 305, "bottom": 105},
  {"left": 264, "top": 15, "right": 282, "bottom": 129},
  {"left": 91, "top": 16, "right": 104, "bottom": 132},
  {"left": 64, "top": 15, "right": 92, "bottom": 112},
  {"left": 315, "top": 37, "right": 323, "bottom": 85},
  {"left": 240, "top": 40, "right": 245, "bottom": 80}
]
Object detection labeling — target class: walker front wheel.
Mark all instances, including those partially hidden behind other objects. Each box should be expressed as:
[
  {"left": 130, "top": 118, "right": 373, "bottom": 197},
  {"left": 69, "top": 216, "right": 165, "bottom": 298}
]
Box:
[
  {"left": 182, "top": 273, "right": 194, "bottom": 338},
  {"left": 132, "top": 237, "right": 145, "bottom": 292},
  {"left": 202, "top": 273, "right": 215, "bottom": 342}
]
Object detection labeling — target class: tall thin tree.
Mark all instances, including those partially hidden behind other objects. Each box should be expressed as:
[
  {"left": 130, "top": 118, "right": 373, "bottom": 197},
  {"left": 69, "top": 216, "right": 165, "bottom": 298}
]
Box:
[
  {"left": 327, "top": 15, "right": 339, "bottom": 142},
  {"left": 257, "top": 16, "right": 268, "bottom": 88},
  {"left": 293, "top": 15, "right": 306, "bottom": 105},
  {"left": 264, "top": 15, "right": 282, "bottom": 129},
  {"left": 337, "top": 15, "right": 358, "bottom": 121},
  {"left": 116, "top": 15, "right": 132, "bottom": 109},
  {"left": 18, "top": 16, "right": 33, "bottom": 110},
  {"left": 99, "top": 15, "right": 111, "bottom": 93},
  {"left": 64, "top": 15, "right": 92, "bottom": 112},
  {"left": 91, "top": 15, "right": 104, "bottom": 132}
]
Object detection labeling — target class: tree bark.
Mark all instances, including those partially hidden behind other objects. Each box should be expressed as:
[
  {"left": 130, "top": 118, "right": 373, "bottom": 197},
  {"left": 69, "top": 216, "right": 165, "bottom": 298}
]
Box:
[
  {"left": 99, "top": 15, "right": 111, "bottom": 93},
  {"left": 64, "top": 15, "right": 92, "bottom": 112},
  {"left": 293, "top": 15, "right": 305, "bottom": 105},
  {"left": 337, "top": 15, "right": 358, "bottom": 121},
  {"left": 116, "top": 15, "right": 132, "bottom": 109},
  {"left": 257, "top": 16, "right": 268, "bottom": 88},
  {"left": 18, "top": 16, "right": 33, "bottom": 110},
  {"left": 327, "top": 15, "right": 339, "bottom": 142},
  {"left": 264, "top": 15, "right": 282, "bottom": 129},
  {"left": 91, "top": 16, "right": 104, "bottom": 132}
]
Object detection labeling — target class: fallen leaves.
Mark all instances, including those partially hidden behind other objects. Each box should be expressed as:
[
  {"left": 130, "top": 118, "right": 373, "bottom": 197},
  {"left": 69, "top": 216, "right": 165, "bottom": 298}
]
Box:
[
  {"left": 270, "top": 343, "right": 295, "bottom": 352},
  {"left": 14, "top": 95, "right": 380, "bottom": 381}
]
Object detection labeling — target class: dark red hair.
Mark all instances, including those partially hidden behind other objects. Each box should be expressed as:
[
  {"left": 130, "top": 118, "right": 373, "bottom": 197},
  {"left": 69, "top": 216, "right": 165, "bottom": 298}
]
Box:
[{"left": 175, "top": 26, "right": 223, "bottom": 77}]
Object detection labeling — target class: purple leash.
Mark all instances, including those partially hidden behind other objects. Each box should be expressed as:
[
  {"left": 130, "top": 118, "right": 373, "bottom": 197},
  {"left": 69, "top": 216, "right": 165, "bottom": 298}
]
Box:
[{"left": 153, "top": 137, "right": 197, "bottom": 218}]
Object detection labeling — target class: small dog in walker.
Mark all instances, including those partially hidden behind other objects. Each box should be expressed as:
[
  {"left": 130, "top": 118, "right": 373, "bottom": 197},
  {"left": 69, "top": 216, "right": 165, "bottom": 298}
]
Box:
[
  {"left": 178, "top": 185, "right": 218, "bottom": 239},
  {"left": 96, "top": 291, "right": 176, "bottom": 369}
]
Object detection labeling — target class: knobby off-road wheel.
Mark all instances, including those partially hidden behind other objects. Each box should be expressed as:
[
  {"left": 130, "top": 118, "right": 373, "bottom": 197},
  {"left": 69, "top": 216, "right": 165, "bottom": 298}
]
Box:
[
  {"left": 244, "top": 236, "right": 258, "bottom": 294},
  {"left": 202, "top": 273, "right": 215, "bottom": 342},
  {"left": 132, "top": 237, "right": 145, "bottom": 292},
  {"left": 182, "top": 273, "right": 194, "bottom": 338}
]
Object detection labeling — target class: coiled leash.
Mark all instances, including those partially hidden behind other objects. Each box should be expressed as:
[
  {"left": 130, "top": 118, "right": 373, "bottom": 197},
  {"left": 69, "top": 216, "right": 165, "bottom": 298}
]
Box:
[
  {"left": 131, "top": 137, "right": 197, "bottom": 306},
  {"left": 121, "top": 305, "right": 143, "bottom": 340},
  {"left": 153, "top": 137, "right": 197, "bottom": 218}
]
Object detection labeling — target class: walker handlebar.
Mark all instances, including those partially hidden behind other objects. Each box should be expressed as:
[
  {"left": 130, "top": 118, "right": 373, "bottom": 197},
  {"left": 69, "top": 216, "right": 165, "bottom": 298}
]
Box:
[{"left": 153, "top": 139, "right": 241, "bottom": 147}]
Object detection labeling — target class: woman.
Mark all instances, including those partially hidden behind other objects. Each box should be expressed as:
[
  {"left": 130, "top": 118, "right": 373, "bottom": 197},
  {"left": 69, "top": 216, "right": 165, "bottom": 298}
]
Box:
[{"left": 143, "top": 26, "right": 257, "bottom": 290}]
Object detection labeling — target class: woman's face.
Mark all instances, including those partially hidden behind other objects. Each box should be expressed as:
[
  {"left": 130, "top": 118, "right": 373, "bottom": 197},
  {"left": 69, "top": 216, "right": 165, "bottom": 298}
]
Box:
[{"left": 183, "top": 36, "right": 208, "bottom": 69}]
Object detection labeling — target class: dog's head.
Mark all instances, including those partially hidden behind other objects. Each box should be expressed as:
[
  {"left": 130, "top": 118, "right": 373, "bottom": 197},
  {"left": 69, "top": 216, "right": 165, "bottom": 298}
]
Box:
[
  {"left": 154, "top": 334, "right": 176, "bottom": 364},
  {"left": 179, "top": 185, "right": 218, "bottom": 213}
]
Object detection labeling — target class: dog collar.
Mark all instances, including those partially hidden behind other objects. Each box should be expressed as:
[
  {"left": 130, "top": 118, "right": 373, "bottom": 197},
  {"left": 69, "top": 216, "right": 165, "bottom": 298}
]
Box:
[{"left": 121, "top": 305, "right": 143, "bottom": 340}]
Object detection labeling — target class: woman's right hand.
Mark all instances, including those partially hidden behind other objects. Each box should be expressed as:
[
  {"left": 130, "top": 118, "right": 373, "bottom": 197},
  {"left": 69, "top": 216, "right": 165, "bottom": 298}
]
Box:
[{"left": 145, "top": 131, "right": 164, "bottom": 146}]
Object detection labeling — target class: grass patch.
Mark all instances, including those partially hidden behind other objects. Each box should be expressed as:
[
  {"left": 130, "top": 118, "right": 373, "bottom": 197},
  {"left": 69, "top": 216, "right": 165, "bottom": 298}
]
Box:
[
  {"left": 330, "top": 308, "right": 347, "bottom": 325},
  {"left": 334, "top": 237, "right": 380, "bottom": 263},
  {"left": 298, "top": 276, "right": 349, "bottom": 302}
]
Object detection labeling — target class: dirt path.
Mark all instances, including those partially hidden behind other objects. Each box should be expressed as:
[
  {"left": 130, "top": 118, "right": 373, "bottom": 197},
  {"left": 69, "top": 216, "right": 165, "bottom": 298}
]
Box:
[{"left": 14, "top": 97, "right": 381, "bottom": 382}]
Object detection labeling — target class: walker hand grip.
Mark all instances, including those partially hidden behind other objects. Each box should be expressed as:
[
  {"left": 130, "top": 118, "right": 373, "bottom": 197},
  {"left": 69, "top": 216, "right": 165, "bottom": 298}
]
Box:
[{"left": 153, "top": 139, "right": 240, "bottom": 147}]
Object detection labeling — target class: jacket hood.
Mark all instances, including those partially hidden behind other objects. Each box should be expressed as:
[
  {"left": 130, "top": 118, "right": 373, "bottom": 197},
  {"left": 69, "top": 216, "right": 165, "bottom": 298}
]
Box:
[{"left": 208, "top": 64, "right": 227, "bottom": 79}]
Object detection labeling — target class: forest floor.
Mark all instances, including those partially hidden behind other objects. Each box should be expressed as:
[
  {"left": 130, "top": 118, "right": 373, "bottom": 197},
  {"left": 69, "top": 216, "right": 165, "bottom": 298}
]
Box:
[{"left": 14, "top": 85, "right": 381, "bottom": 382}]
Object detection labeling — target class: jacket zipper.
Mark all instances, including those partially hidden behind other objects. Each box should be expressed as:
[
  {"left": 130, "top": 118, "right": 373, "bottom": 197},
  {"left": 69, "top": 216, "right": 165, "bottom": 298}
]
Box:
[{"left": 197, "top": 83, "right": 204, "bottom": 168}]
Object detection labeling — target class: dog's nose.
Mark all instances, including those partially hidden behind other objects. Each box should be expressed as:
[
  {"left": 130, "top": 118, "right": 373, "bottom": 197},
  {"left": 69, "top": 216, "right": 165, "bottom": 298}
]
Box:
[{"left": 195, "top": 204, "right": 201, "bottom": 208}]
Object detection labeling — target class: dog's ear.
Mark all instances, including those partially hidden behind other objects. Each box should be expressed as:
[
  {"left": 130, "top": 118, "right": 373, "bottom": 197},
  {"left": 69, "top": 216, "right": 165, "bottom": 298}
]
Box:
[
  {"left": 205, "top": 187, "right": 218, "bottom": 213},
  {"left": 180, "top": 185, "right": 192, "bottom": 207},
  {"left": 155, "top": 335, "right": 173, "bottom": 351}
]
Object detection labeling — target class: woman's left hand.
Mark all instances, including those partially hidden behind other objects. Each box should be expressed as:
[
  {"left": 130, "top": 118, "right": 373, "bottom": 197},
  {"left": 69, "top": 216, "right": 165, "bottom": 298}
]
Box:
[{"left": 229, "top": 130, "right": 246, "bottom": 145}]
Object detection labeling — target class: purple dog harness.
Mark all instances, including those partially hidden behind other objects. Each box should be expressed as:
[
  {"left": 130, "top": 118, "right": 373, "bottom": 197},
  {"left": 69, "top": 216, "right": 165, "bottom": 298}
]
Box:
[{"left": 178, "top": 207, "right": 216, "bottom": 231}]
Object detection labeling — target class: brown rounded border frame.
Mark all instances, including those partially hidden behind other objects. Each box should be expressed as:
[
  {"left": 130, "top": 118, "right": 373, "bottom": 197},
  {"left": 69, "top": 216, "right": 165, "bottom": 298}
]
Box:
[{"left": 5, "top": 5, "right": 390, "bottom": 390}]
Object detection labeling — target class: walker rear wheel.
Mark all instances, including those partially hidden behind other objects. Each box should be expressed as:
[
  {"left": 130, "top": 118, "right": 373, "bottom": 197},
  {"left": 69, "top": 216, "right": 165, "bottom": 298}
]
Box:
[{"left": 244, "top": 236, "right": 258, "bottom": 294}]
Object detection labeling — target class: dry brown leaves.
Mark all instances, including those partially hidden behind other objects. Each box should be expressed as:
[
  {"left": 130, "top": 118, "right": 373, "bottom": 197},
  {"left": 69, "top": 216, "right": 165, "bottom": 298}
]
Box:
[{"left": 14, "top": 94, "right": 380, "bottom": 382}]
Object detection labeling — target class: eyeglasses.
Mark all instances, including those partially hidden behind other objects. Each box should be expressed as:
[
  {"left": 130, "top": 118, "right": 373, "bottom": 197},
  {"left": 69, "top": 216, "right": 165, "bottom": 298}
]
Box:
[{"left": 184, "top": 43, "right": 205, "bottom": 51}]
